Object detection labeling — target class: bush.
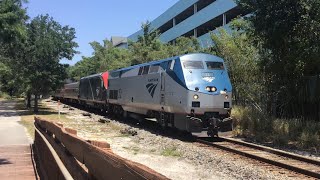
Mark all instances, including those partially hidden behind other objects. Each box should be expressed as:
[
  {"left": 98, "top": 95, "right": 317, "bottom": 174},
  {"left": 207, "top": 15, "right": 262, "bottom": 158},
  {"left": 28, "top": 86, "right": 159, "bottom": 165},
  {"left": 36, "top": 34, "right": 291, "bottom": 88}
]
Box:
[
  {"left": 232, "top": 106, "right": 320, "bottom": 153},
  {"left": 0, "top": 92, "right": 11, "bottom": 99}
]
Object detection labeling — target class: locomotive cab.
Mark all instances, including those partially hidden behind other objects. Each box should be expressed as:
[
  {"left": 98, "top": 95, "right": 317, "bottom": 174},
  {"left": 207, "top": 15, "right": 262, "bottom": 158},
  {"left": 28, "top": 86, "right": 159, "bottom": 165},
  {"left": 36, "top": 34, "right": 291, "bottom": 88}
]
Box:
[{"left": 179, "top": 54, "right": 233, "bottom": 136}]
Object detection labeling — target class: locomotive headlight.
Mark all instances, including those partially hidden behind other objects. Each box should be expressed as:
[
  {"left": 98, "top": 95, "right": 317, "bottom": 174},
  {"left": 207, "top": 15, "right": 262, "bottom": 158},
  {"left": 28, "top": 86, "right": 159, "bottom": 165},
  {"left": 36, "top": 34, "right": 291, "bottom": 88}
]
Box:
[
  {"left": 225, "top": 95, "right": 229, "bottom": 100},
  {"left": 193, "top": 94, "right": 199, "bottom": 100},
  {"left": 205, "top": 87, "right": 211, "bottom": 91},
  {"left": 220, "top": 90, "right": 227, "bottom": 95},
  {"left": 211, "top": 87, "right": 217, "bottom": 92}
]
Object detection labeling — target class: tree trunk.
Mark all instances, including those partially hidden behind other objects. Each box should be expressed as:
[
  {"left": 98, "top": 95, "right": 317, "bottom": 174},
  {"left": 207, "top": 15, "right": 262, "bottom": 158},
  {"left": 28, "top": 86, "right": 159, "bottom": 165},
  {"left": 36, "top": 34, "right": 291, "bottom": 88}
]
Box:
[
  {"left": 27, "top": 93, "right": 31, "bottom": 108},
  {"left": 34, "top": 93, "right": 38, "bottom": 113}
]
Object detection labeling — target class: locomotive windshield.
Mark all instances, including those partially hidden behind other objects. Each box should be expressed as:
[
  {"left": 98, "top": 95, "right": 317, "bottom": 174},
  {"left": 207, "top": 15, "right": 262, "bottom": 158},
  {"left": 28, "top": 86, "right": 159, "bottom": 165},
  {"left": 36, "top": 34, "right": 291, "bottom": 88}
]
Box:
[
  {"left": 182, "top": 60, "right": 224, "bottom": 70},
  {"left": 206, "top": 62, "right": 224, "bottom": 70},
  {"left": 183, "top": 61, "right": 204, "bottom": 69}
]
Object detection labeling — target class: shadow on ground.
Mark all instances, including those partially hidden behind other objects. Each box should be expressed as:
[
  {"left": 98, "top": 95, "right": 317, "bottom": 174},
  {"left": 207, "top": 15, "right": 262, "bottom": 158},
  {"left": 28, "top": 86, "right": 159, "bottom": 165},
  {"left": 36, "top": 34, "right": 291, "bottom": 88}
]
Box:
[{"left": 0, "top": 159, "right": 12, "bottom": 165}]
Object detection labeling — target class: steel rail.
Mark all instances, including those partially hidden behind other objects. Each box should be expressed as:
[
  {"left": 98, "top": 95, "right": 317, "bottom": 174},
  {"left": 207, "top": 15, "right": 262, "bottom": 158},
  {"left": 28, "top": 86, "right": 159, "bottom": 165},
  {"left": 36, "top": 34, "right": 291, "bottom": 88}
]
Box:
[
  {"left": 221, "top": 137, "right": 320, "bottom": 166},
  {"left": 197, "top": 138, "right": 320, "bottom": 179}
]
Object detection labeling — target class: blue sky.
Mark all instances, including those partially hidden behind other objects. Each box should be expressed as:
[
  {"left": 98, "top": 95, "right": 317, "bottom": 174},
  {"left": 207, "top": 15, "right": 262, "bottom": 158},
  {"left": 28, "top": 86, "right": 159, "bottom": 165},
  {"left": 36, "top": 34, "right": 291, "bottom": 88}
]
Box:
[{"left": 26, "top": 0, "right": 179, "bottom": 65}]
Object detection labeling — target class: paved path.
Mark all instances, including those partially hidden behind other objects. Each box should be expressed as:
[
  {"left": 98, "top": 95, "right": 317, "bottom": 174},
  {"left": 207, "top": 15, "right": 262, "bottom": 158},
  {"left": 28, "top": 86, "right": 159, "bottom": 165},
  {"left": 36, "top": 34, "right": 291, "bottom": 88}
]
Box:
[
  {"left": 0, "top": 100, "right": 36, "bottom": 179},
  {"left": 0, "top": 101, "right": 31, "bottom": 145}
]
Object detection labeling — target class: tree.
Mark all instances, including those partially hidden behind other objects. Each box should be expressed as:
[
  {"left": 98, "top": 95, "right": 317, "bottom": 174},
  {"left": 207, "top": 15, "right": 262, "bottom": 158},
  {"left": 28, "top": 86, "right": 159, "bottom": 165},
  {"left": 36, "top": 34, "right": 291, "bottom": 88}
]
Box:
[
  {"left": 0, "top": 0, "right": 28, "bottom": 96},
  {"left": 210, "top": 19, "right": 262, "bottom": 108},
  {"left": 24, "top": 14, "right": 78, "bottom": 112},
  {"left": 236, "top": 0, "right": 320, "bottom": 118},
  {"left": 68, "top": 39, "right": 131, "bottom": 80},
  {"left": 0, "top": 0, "right": 27, "bottom": 44},
  {"left": 166, "top": 36, "right": 201, "bottom": 57},
  {"left": 68, "top": 21, "right": 206, "bottom": 82},
  {"left": 90, "top": 39, "right": 130, "bottom": 72},
  {"left": 68, "top": 56, "right": 99, "bottom": 81},
  {"left": 129, "top": 21, "right": 168, "bottom": 64}
]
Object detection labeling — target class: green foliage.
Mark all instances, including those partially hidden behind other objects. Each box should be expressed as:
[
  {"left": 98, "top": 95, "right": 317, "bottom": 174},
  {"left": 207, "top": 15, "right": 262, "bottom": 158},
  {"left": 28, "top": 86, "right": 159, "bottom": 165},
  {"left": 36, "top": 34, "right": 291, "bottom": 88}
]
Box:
[
  {"left": 0, "top": 61, "right": 21, "bottom": 95},
  {"left": 236, "top": 0, "right": 320, "bottom": 117},
  {"left": 166, "top": 36, "right": 201, "bottom": 57},
  {"left": 91, "top": 40, "right": 131, "bottom": 72},
  {"left": 0, "top": 91, "right": 10, "bottom": 99},
  {"left": 0, "top": 0, "right": 27, "bottom": 44},
  {"left": 210, "top": 19, "right": 262, "bottom": 107},
  {"left": 69, "top": 21, "right": 205, "bottom": 80},
  {"left": 0, "top": 0, "right": 27, "bottom": 96},
  {"left": 68, "top": 39, "right": 131, "bottom": 79},
  {"left": 232, "top": 106, "right": 320, "bottom": 152},
  {"left": 129, "top": 21, "right": 167, "bottom": 64},
  {"left": 22, "top": 14, "right": 78, "bottom": 112},
  {"left": 68, "top": 56, "right": 98, "bottom": 81},
  {"left": 161, "top": 146, "right": 181, "bottom": 157}
]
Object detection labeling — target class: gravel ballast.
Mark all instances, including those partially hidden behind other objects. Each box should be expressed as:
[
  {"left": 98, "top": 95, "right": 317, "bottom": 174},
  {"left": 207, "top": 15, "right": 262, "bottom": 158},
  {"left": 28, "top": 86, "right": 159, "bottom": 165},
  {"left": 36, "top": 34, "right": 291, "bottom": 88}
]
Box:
[{"left": 43, "top": 99, "right": 316, "bottom": 180}]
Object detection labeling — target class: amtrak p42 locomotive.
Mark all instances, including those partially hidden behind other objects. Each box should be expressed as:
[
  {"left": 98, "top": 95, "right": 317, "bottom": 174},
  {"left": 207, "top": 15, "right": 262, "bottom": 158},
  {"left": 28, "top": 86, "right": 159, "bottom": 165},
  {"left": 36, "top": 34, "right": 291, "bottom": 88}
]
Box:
[{"left": 54, "top": 53, "right": 233, "bottom": 136}]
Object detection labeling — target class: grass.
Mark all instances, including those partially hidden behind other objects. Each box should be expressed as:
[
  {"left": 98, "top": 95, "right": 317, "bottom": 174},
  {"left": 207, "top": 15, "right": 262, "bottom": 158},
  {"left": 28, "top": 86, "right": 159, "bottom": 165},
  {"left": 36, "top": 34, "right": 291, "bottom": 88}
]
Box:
[
  {"left": 161, "top": 147, "right": 181, "bottom": 157},
  {"left": 15, "top": 99, "right": 71, "bottom": 139},
  {"left": 122, "top": 146, "right": 140, "bottom": 155},
  {"left": 232, "top": 106, "right": 320, "bottom": 154},
  {"left": 0, "top": 92, "right": 11, "bottom": 100}
]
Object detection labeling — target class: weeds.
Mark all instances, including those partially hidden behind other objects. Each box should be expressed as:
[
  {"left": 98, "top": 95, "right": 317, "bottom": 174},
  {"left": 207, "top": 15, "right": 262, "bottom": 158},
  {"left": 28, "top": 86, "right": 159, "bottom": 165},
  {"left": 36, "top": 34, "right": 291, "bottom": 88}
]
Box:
[
  {"left": 161, "top": 147, "right": 181, "bottom": 157},
  {"left": 232, "top": 106, "right": 320, "bottom": 153},
  {"left": 0, "top": 92, "right": 11, "bottom": 99}
]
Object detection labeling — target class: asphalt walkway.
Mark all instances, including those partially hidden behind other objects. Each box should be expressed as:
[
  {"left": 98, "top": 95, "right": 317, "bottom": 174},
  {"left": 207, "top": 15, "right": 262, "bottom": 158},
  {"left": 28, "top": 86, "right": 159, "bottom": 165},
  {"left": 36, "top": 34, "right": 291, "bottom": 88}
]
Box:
[{"left": 0, "top": 100, "right": 36, "bottom": 179}]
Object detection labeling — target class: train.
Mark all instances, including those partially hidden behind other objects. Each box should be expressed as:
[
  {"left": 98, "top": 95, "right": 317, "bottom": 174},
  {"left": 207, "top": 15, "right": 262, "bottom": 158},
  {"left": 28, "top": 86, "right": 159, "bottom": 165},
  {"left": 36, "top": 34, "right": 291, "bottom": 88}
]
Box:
[{"left": 53, "top": 53, "right": 233, "bottom": 137}]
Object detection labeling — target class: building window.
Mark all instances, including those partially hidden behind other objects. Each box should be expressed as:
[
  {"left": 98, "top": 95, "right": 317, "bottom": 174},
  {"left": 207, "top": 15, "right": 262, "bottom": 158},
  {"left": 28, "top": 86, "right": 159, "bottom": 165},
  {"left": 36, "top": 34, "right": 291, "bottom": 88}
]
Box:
[
  {"left": 225, "top": 6, "right": 249, "bottom": 24},
  {"left": 175, "top": 5, "right": 194, "bottom": 25},
  {"left": 196, "top": 14, "right": 223, "bottom": 37},
  {"left": 182, "top": 29, "right": 195, "bottom": 38},
  {"left": 197, "top": 0, "right": 216, "bottom": 12},
  {"left": 158, "top": 20, "right": 174, "bottom": 34}
]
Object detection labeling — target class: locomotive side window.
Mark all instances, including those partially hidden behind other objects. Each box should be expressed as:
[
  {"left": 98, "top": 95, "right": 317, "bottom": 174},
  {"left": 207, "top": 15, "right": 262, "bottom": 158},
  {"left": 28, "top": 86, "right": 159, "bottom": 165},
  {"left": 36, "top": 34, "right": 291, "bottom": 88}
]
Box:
[
  {"left": 167, "top": 60, "right": 175, "bottom": 71},
  {"left": 206, "top": 62, "right": 224, "bottom": 70},
  {"left": 109, "top": 90, "right": 118, "bottom": 99},
  {"left": 111, "top": 71, "right": 120, "bottom": 78},
  {"left": 142, "top": 66, "right": 150, "bottom": 75},
  {"left": 138, "top": 67, "right": 143, "bottom": 75},
  {"left": 183, "top": 61, "right": 204, "bottom": 69},
  {"left": 149, "top": 64, "right": 160, "bottom": 74}
]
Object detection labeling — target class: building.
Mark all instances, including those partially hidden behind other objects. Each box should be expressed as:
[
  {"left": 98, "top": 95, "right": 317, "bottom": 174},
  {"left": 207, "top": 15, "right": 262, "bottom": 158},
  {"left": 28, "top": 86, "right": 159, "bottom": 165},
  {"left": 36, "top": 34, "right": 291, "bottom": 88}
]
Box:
[
  {"left": 128, "top": 0, "right": 247, "bottom": 47},
  {"left": 111, "top": 36, "right": 128, "bottom": 49}
]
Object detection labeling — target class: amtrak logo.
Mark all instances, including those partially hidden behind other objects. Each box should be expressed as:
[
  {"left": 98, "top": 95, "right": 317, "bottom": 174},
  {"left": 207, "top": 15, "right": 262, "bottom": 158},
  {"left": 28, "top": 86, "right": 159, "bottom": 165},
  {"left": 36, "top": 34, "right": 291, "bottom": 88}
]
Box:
[
  {"left": 203, "top": 76, "right": 215, "bottom": 82},
  {"left": 146, "top": 83, "right": 158, "bottom": 98},
  {"left": 202, "top": 72, "right": 215, "bottom": 82}
]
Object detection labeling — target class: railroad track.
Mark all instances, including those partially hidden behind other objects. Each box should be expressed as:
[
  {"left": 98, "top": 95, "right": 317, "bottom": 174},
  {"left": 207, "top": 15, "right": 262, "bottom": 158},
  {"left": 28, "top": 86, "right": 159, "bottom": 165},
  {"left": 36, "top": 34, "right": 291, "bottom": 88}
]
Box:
[
  {"left": 54, "top": 100, "right": 320, "bottom": 178},
  {"left": 197, "top": 137, "right": 320, "bottom": 179}
]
